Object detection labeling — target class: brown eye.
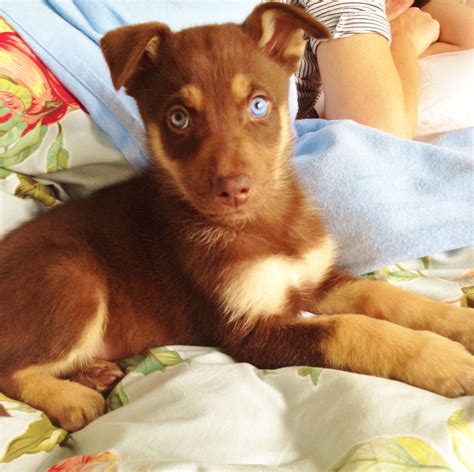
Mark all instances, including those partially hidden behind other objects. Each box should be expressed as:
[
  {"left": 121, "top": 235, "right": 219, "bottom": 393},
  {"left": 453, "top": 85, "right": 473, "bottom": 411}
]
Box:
[{"left": 168, "top": 107, "right": 190, "bottom": 130}]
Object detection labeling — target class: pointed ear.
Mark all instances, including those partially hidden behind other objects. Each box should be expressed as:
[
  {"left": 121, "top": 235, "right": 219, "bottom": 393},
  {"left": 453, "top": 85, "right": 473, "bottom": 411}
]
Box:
[
  {"left": 243, "top": 2, "right": 330, "bottom": 71},
  {"left": 100, "top": 22, "right": 172, "bottom": 90}
]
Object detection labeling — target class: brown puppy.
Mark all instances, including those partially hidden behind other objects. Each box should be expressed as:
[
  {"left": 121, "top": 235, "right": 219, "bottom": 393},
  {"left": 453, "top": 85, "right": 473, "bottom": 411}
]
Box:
[{"left": 0, "top": 3, "right": 473, "bottom": 432}]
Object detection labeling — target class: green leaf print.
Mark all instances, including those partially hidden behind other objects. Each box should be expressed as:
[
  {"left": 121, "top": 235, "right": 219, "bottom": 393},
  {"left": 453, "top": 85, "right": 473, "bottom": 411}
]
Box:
[
  {"left": 329, "top": 436, "right": 451, "bottom": 471},
  {"left": 0, "top": 167, "right": 12, "bottom": 179},
  {"left": 108, "top": 348, "right": 187, "bottom": 412},
  {"left": 128, "top": 347, "right": 187, "bottom": 375},
  {"left": 0, "top": 77, "right": 33, "bottom": 111},
  {"left": 106, "top": 381, "right": 130, "bottom": 412},
  {"left": 119, "top": 353, "right": 147, "bottom": 373},
  {"left": 47, "top": 123, "right": 70, "bottom": 173},
  {"left": 133, "top": 355, "right": 166, "bottom": 376},
  {"left": 386, "top": 270, "right": 421, "bottom": 283},
  {"left": 0, "top": 392, "right": 36, "bottom": 413},
  {"left": 1, "top": 120, "right": 47, "bottom": 167},
  {"left": 297, "top": 366, "right": 323, "bottom": 386},
  {"left": 448, "top": 409, "right": 474, "bottom": 471},
  {"left": 0, "top": 413, "right": 67, "bottom": 463},
  {"left": 150, "top": 346, "right": 186, "bottom": 368},
  {"left": 421, "top": 256, "right": 431, "bottom": 270},
  {"left": 364, "top": 271, "right": 378, "bottom": 281},
  {"left": 0, "top": 121, "right": 26, "bottom": 147},
  {"left": 15, "top": 174, "right": 58, "bottom": 207},
  {"left": 0, "top": 115, "right": 22, "bottom": 133}
]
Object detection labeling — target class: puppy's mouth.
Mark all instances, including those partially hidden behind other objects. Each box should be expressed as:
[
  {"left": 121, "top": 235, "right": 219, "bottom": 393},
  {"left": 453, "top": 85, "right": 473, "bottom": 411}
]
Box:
[{"left": 201, "top": 208, "right": 254, "bottom": 226}]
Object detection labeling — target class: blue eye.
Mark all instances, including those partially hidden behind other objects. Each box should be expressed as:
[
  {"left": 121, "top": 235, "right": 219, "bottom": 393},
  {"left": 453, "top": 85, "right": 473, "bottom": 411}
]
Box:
[{"left": 249, "top": 96, "right": 269, "bottom": 118}]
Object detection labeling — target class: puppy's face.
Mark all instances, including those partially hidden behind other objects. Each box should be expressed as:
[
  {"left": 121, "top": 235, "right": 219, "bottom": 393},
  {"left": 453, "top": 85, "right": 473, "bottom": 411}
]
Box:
[
  {"left": 137, "top": 25, "right": 293, "bottom": 224},
  {"left": 101, "top": 4, "right": 329, "bottom": 225}
]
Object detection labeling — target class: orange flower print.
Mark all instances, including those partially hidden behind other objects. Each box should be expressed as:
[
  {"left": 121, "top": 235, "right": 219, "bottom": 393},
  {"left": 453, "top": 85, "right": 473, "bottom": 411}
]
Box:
[
  {"left": 0, "top": 18, "right": 81, "bottom": 168},
  {"left": 47, "top": 451, "right": 118, "bottom": 471}
]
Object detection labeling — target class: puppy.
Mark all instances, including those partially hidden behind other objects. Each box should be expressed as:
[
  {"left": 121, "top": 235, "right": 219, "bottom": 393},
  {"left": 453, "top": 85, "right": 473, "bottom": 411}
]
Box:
[{"left": 0, "top": 3, "right": 473, "bottom": 432}]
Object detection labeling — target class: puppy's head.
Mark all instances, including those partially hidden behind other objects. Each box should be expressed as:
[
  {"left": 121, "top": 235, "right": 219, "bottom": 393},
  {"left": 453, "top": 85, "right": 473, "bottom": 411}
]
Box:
[{"left": 101, "top": 3, "right": 329, "bottom": 225}]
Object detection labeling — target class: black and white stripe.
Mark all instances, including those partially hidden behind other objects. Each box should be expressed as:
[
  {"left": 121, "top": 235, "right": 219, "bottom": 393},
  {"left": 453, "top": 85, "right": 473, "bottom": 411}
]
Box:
[{"left": 287, "top": 0, "right": 391, "bottom": 118}]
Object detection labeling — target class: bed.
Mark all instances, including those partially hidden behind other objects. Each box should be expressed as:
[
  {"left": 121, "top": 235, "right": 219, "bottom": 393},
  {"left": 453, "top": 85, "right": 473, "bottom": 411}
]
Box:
[{"left": 0, "top": 2, "right": 473, "bottom": 471}]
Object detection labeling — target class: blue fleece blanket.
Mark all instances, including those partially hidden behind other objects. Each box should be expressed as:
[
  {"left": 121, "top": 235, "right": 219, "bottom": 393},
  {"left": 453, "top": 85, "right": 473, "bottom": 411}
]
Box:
[
  {"left": 2, "top": 1, "right": 473, "bottom": 274},
  {"left": 294, "top": 121, "right": 473, "bottom": 273}
]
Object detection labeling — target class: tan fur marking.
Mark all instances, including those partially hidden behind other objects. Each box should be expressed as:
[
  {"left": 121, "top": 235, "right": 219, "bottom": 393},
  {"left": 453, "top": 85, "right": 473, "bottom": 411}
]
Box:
[
  {"left": 149, "top": 124, "right": 195, "bottom": 202},
  {"left": 259, "top": 10, "right": 277, "bottom": 49},
  {"left": 272, "top": 104, "right": 292, "bottom": 186},
  {"left": 317, "top": 280, "right": 427, "bottom": 325},
  {"left": 274, "top": 104, "right": 293, "bottom": 181},
  {"left": 258, "top": 11, "right": 305, "bottom": 60},
  {"left": 282, "top": 28, "right": 306, "bottom": 59},
  {"left": 14, "top": 292, "right": 108, "bottom": 378},
  {"left": 149, "top": 124, "right": 180, "bottom": 177},
  {"left": 145, "top": 36, "right": 160, "bottom": 62},
  {"left": 180, "top": 84, "right": 203, "bottom": 111},
  {"left": 319, "top": 314, "right": 474, "bottom": 397},
  {"left": 231, "top": 73, "right": 252, "bottom": 102},
  {"left": 320, "top": 315, "right": 414, "bottom": 378},
  {"left": 13, "top": 371, "right": 105, "bottom": 431},
  {"left": 12, "top": 293, "right": 108, "bottom": 430},
  {"left": 316, "top": 278, "right": 474, "bottom": 352},
  {"left": 222, "top": 237, "right": 336, "bottom": 322},
  {"left": 278, "top": 104, "right": 291, "bottom": 157}
]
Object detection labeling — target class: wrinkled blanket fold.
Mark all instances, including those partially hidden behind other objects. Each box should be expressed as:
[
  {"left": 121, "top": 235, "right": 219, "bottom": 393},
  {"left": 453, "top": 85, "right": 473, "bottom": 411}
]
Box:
[{"left": 294, "top": 120, "right": 474, "bottom": 273}]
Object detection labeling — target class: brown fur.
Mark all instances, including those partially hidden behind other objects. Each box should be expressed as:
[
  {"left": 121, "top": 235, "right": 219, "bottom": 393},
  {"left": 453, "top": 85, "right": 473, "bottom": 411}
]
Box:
[{"left": 0, "top": 2, "right": 472, "bottom": 431}]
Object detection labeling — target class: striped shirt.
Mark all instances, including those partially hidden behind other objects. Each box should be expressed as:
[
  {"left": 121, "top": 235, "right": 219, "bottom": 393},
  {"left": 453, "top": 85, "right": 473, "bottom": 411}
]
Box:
[{"left": 287, "top": 0, "right": 391, "bottom": 118}]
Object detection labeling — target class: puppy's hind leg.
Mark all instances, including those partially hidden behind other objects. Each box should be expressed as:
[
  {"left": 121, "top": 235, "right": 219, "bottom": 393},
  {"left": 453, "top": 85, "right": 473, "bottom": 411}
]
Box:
[
  {"left": 3, "top": 368, "right": 105, "bottom": 432},
  {"left": 0, "top": 254, "right": 110, "bottom": 431},
  {"left": 71, "top": 359, "right": 124, "bottom": 394}
]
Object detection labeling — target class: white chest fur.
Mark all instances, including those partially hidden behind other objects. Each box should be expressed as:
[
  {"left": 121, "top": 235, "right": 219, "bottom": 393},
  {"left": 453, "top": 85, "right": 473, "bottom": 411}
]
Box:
[{"left": 220, "top": 237, "right": 336, "bottom": 322}]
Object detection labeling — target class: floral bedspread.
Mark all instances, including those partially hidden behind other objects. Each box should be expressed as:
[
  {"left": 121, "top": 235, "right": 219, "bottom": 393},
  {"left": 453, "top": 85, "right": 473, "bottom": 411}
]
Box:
[
  {"left": 1, "top": 247, "right": 473, "bottom": 471},
  {"left": 0, "top": 17, "right": 135, "bottom": 238}
]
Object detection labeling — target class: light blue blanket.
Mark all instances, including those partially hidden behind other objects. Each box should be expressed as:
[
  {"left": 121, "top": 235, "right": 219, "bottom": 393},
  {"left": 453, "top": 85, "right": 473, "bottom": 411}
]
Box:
[
  {"left": 294, "top": 120, "right": 473, "bottom": 273},
  {"left": 2, "top": 1, "right": 473, "bottom": 274}
]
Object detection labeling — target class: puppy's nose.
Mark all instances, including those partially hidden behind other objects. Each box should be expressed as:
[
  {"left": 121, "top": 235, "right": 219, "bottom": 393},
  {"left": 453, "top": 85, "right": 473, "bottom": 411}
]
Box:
[{"left": 212, "top": 174, "right": 252, "bottom": 207}]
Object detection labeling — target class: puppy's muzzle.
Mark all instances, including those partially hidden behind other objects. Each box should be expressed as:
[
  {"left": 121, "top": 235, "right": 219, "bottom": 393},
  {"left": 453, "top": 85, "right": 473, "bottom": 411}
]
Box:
[{"left": 212, "top": 174, "right": 252, "bottom": 208}]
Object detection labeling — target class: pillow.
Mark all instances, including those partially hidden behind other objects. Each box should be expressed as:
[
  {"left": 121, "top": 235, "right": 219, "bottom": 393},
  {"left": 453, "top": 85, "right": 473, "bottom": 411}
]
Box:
[
  {"left": 0, "top": 18, "right": 135, "bottom": 238},
  {"left": 416, "top": 49, "right": 474, "bottom": 137}
]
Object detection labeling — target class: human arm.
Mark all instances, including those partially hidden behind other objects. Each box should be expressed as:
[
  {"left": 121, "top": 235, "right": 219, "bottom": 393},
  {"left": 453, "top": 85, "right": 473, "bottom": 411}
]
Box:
[
  {"left": 316, "top": 7, "right": 439, "bottom": 138},
  {"left": 421, "top": 0, "right": 474, "bottom": 55},
  {"left": 317, "top": 34, "right": 416, "bottom": 138}
]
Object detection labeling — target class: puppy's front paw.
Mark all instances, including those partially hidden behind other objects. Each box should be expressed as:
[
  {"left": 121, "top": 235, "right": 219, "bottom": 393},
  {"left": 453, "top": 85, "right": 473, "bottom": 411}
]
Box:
[
  {"left": 47, "top": 381, "right": 105, "bottom": 431},
  {"left": 406, "top": 331, "right": 474, "bottom": 397},
  {"left": 441, "top": 307, "right": 474, "bottom": 353}
]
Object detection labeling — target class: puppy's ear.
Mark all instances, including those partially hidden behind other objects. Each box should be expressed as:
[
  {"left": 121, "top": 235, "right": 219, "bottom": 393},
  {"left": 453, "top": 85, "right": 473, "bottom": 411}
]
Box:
[
  {"left": 100, "top": 22, "right": 172, "bottom": 90},
  {"left": 243, "top": 2, "right": 330, "bottom": 71}
]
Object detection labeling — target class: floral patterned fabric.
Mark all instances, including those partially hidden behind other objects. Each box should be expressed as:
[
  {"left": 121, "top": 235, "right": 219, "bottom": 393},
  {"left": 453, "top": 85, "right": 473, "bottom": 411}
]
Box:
[
  {"left": 0, "top": 18, "right": 81, "bottom": 165},
  {"left": 0, "top": 18, "right": 135, "bottom": 238}
]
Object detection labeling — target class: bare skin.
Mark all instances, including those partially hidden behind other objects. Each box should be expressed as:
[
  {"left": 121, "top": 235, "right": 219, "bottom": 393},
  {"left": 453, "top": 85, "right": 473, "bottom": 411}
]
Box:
[
  {"left": 421, "top": 0, "right": 474, "bottom": 55},
  {"left": 316, "top": 0, "right": 473, "bottom": 138},
  {"left": 317, "top": 8, "right": 438, "bottom": 138}
]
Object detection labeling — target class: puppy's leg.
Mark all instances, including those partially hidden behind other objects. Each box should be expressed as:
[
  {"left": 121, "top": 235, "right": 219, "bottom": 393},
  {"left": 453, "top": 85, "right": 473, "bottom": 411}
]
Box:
[
  {"left": 2, "top": 368, "right": 105, "bottom": 431},
  {"left": 315, "top": 270, "right": 474, "bottom": 352},
  {"left": 224, "top": 315, "right": 474, "bottom": 396},
  {"left": 71, "top": 359, "right": 124, "bottom": 394},
  {"left": 0, "top": 253, "right": 109, "bottom": 431}
]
